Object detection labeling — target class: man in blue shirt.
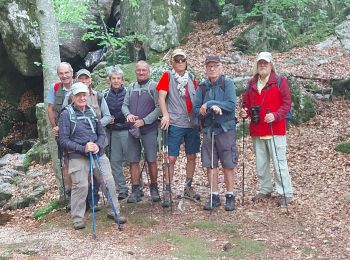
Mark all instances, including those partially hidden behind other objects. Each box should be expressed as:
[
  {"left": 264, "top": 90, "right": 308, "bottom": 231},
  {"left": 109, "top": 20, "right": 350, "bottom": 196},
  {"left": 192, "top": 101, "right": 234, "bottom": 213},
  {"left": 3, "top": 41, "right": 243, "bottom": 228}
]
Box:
[{"left": 194, "top": 55, "right": 238, "bottom": 211}]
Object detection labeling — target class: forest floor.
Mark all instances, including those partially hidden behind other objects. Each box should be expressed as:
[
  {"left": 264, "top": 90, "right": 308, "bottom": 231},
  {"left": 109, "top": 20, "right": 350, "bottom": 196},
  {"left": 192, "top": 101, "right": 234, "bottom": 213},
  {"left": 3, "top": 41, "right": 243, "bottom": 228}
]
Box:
[{"left": 0, "top": 20, "right": 349, "bottom": 259}]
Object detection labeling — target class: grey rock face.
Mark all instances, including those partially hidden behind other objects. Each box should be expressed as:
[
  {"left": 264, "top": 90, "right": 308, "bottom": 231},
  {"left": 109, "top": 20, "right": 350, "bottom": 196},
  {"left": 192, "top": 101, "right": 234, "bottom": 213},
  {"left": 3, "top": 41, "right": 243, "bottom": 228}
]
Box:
[
  {"left": 335, "top": 18, "right": 350, "bottom": 55},
  {"left": 120, "top": 0, "right": 191, "bottom": 56},
  {"left": 0, "top": 1, "right": 41, "bottom": 76}
]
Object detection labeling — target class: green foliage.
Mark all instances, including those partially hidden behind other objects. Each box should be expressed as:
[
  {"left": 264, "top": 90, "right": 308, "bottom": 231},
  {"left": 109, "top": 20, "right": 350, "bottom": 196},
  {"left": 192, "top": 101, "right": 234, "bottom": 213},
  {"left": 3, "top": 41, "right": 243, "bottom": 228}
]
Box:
[
  {"left": 335, "top": 141, "right": 350, "bottom": 154},
  {"left": 288, "top": 75, "right": 316, "bottom": 125},
  {"left": 53, "top": 0, "right": 90, "bottom": 39},
  {"left": 53, "top": 0, "right": 146, "bottom": 52},
  {"left": 32, "top": 199, "right": 60, "bottom": 220},
  {"left": 127, "top": 213, "right": 158, "bottom": 227},
  {"left": 237, "top": 0, "right": 348, "bottom": 49}
]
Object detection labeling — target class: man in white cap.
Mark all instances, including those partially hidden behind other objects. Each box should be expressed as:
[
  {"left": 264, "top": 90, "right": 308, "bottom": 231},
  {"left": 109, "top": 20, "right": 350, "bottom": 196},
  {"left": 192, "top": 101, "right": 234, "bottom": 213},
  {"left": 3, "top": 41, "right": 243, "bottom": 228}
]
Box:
[
  {"left": 59, "top": 82, "right": 126, "bottom": 230},
  {"left": 63, "top": 69, "right": 112, "bottom": 212},
  {"left": 157, "top": 49, "right": 201, "bottom": 207},
  {"left": 240, "top": 51, "right": 293, "bottom": 207}
]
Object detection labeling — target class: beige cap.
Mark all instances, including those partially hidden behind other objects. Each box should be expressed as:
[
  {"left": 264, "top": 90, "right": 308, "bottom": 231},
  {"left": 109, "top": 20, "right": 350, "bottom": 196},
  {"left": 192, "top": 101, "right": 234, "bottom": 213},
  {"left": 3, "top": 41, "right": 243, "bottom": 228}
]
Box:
[
  {"left": 71, "top": 82, "right": 89, "bottom": 95},
  {"left": 76, "top": 69, "right": 91, "bottom": 78},
  {"left": 257, "top": 52, "right": 272, "bottom": 62},
  {"left": 171, "top": 48, "right": 187, "bottom": 59}
]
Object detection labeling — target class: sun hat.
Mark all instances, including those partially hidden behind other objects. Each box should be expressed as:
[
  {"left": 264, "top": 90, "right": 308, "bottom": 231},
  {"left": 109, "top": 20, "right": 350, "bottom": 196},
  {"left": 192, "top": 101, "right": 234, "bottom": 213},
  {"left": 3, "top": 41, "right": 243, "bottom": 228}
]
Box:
[
  {"left": 71, "top": 82, "right": 89, "bottom": 95},
  {"left": 171, "top": 49, "right": 187, "bottom": 59}
]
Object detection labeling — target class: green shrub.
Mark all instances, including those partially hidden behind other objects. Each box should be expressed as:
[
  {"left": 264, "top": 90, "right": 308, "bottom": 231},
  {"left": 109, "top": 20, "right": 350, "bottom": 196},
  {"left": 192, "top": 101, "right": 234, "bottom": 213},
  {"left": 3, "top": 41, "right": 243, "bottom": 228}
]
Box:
[
  {"left": 33, "top": 199, "right": 60, "bottom": 220},
  {"left": 335, "top": 141, "right": 350, "bottom": 154}
]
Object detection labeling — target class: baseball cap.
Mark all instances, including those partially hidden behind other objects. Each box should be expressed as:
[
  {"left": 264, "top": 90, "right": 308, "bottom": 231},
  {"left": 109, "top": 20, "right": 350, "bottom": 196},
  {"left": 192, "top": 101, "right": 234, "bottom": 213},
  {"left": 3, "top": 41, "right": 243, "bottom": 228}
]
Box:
[
  {"left": 171, "top": 49, "right": 187, "bottom": 59},
  {"left": 76, "top": 69, "right": 91, "bottom": 78},
  {"left": 71, "top": 82, "right": 89, "bottom": 95},
  {"left": 205, "top": 55, "right": 221, "bottom": 64},
  {"left": 257, "top": 52, "right": 272, "bottom": 62}
]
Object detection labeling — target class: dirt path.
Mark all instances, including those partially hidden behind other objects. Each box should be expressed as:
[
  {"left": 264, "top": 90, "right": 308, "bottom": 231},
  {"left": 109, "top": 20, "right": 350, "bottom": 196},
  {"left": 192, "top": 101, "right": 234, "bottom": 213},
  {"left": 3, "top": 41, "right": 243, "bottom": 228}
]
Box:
[{"left": 1, "top": 98, "right": 349, "bottom": 259}]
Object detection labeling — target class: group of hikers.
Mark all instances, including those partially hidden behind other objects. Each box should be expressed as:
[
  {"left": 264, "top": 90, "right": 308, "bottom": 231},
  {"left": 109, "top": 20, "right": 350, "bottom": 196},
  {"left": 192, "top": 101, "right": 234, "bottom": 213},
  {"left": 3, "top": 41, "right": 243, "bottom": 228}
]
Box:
[{"left": 46, "top": 49, "right": 294, "bottom": 230}]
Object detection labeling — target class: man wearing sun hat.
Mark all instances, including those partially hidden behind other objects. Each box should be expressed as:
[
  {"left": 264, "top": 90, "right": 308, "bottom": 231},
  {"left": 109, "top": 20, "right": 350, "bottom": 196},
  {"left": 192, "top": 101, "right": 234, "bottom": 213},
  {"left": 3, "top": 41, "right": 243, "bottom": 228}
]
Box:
[
  {"left": 194, "top": 55, "right": 238, "bottom": 211},
  {"left": 59, "top": 82, "right": 126, "bottom": 230},
  {"left": 157, "top": 48, "right": 201, "bottom": 207},
  {"left": 240, "top": 51, "right": 293, "bottom": 207}
]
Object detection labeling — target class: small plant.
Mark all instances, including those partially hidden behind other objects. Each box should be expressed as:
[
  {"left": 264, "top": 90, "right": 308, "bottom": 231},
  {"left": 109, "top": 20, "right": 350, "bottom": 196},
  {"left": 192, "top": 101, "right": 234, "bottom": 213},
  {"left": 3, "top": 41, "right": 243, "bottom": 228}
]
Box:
[
  {"left": 33, "top": 199, "right": 60, "bottom": 220},
  {"left": 335, "top": 141, "right": 350, "bottom": 154}
]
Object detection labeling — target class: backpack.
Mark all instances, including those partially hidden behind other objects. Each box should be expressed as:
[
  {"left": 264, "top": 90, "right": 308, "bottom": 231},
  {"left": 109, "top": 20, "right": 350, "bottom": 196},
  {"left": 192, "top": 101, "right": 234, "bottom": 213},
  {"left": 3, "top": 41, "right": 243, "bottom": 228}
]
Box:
[
  {"left": 245, "top": 75, "right": 292, "bottom": 123},
  {"left": 65, "top": 104, "right": 97, "bottom": 136}
]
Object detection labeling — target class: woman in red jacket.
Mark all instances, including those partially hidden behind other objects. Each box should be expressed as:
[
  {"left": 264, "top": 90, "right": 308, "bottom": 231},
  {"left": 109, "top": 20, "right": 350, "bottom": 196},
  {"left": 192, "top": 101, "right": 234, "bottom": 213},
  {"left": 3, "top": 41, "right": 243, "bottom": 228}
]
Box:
[{"left": 241, "top": 52, "right": 293, "bottom": 207}]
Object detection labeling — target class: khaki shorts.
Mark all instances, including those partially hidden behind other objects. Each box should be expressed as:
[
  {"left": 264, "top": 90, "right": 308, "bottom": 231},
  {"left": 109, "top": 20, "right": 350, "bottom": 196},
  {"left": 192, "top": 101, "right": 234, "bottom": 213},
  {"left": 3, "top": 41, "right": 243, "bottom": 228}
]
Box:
[{"left": 201, "top": 129, "right": 238, "bottom": 168}]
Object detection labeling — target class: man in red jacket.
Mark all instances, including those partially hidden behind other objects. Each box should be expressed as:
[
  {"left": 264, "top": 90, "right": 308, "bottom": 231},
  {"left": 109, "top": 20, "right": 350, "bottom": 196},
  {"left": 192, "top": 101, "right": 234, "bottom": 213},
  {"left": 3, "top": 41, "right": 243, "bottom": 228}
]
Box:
[{"left": 240, "top": 52, "right": 293, "bottom": 207}]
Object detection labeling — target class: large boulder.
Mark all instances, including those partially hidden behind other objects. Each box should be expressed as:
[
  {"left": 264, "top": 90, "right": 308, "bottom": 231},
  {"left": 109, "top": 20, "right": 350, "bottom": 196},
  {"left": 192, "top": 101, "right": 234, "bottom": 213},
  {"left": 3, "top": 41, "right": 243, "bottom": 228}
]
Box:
[
  {"left": 120, "top": 0, "right": 191, "bottom": 57},
  {"left": 335, "top": 18, "right": 350, "bottom": 55},
  {"left": 0, "top": 0, "right": 41, "bottom": 76}
]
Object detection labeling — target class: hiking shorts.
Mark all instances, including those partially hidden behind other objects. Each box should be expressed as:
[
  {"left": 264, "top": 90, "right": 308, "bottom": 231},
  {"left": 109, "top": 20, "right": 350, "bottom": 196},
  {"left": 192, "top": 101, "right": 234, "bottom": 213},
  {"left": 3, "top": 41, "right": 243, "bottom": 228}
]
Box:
[
  {"left": 167, "top": 125, "right": 200, "bottom": 157},
  {"left": 201, "top": 129, "right": 238, "bottom": 168},
  {"left": 127, "top": 128, "right": 158, "bottom": 163}
]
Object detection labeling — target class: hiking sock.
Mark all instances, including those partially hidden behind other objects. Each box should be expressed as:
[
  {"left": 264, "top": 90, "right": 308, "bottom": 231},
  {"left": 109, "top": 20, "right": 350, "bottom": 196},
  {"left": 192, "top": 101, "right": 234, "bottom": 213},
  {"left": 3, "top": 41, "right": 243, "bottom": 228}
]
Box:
[
  {"left": 212, "top": 192, "right": 219, "bottom": 196},
  {"left": 226, "top": 192, "right": 234, "bottom": 196}
]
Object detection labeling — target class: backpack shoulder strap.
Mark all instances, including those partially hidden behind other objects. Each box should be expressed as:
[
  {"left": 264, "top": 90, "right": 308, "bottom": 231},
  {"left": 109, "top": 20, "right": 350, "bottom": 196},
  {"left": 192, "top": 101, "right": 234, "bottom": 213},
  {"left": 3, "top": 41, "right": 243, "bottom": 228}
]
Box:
[
  {"left": 199, "top": 81, "right": 208, "bottom": 104},
  {"left": 65, "top": 104, "right": 77, "bottom": 136},
  {"left": 97, "top": 91, "right": 103, "bottom": 107},
  {"left": 102, "top": 88, "right": 110, "bottom": 99},
  {"left": 54, "top": 82, "right": 61, "bottom": 92},
  {"left": 277, "top": 74, "right": 282, "bottom": 88},
  {"left": 220, "top": 75, "right": 225, "bottom": 91}
]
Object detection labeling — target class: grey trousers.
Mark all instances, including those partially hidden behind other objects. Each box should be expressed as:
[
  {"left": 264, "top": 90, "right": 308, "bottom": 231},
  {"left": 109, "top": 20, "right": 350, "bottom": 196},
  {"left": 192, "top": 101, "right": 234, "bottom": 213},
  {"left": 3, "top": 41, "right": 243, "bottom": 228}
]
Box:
[
  {"left": 252, "top": 136, "right": 293, "bottom": 197},
  {"left": 68, "top": 154, "right": 120, "bottom": 224},
  {"left": 109, "top": 129, "right": 129, "bottom": 194}
]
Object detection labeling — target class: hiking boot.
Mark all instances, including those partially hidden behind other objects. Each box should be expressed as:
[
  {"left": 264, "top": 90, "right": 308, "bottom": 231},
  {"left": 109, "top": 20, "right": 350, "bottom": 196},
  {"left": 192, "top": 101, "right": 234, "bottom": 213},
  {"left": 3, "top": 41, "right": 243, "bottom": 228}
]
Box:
[
  {"left": 184, "top": 186, "right": 201, "bottom": 201},
  {"left": 150, "top": 183, "right": 161, "bottom": 202},
  {"left": 203, "top": 194, "right": 221, "bottom": 210},
  {"left": 251, "top": 192, "right": 272, "bottom": 202},
  {"left": 73, "top": 221, "right": 85, "bottom": 230},
  {"left": 140, "top": 189, "right": 144, "bottom": 197},
  {"left": 225, "top": 194, "right": 235, "bottom": 211},
  {"left": 276, "top": 196, "right": 293, "bottom": 207},
  {"left": 107, "top": 211, "right": 127, "bottom": 224},
  {"left": 127, "top": 185, "right": 142, "bottom": 203},
  {"left": 161, "top": 191, "right": 172, "bottom": 208},
  {"left": 118, "top": 192, "right": 128, "bottom": 201}
]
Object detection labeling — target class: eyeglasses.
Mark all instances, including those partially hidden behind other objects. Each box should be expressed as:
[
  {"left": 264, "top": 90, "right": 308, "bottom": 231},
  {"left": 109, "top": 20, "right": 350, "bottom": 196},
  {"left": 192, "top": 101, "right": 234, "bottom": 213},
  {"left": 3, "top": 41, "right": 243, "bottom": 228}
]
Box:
[
  {"left": 206, "top": 64, "right": 221, "bottom": 70},
  {"left": 173, "top": 57, "right": 187, "bottom": 63}
]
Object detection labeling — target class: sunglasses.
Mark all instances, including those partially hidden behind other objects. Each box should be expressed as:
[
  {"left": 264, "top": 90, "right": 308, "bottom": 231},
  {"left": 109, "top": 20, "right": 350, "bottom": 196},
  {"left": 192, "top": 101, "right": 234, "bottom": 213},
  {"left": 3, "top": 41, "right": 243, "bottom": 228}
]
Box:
[{"left": 173, "top": 57, "right": 187, "bottom": 63}]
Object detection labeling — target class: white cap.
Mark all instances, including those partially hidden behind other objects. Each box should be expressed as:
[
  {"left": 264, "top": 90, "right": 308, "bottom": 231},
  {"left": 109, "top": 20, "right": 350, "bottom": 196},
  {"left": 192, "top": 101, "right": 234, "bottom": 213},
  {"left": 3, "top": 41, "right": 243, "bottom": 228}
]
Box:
[
  {"left": 257, "top": 52, "right": 272, "bottom": 62},
  {"left": 71, "top": 82, "right": 89, "bottom": 95}
]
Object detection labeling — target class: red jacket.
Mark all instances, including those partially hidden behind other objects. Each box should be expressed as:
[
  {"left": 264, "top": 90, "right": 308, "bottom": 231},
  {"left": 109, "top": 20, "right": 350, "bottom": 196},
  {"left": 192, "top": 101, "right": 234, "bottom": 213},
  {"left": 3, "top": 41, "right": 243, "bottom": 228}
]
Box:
[{"left": 243, "top": 71, "right": 291, "bottom": 136}]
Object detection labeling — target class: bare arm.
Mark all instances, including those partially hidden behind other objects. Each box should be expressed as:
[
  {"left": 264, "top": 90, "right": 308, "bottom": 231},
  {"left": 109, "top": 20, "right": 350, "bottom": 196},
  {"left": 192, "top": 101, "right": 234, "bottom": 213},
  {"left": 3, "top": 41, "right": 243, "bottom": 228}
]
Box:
[{"left": 158, "top": 90, "right": 169, "bottom": 129}]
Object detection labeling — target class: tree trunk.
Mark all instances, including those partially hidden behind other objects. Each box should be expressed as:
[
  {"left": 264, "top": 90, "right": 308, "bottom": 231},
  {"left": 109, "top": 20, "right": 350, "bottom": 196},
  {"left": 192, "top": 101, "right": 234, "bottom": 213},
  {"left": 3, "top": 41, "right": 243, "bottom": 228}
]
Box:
[{"left": 35, "top": 0, "right": 64, "bottom": 198}]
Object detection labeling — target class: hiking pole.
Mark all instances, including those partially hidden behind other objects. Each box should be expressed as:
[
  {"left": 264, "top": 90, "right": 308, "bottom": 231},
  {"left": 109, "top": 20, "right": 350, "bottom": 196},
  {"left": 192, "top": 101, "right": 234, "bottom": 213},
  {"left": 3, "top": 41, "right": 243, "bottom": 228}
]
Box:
[
  {"left": 242, "top": 102, "right": 246, "bottom": 206},
  {"left": 242, "top": 117, "right": 245, "bottom": 206},
  {"left": 94, "top": 153, "right": 123, "bottom": 230},
  {"left": 88, "top": 152, "right": 97, "bottom": 239},
  {"left": 56, "top": 138, "right": 68, "bottom": 212},
  {"left": 266, "top": 109, "right": 289, "bottom": 215},
  {"left": 210, "top": 110, "right": 215, "bottom": 212},
  {"left": 165, "top": 129, "right": 173, "bottom": 212},
  {"left": 108, "top": 129, "right": 112, "bottom": 160}
]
